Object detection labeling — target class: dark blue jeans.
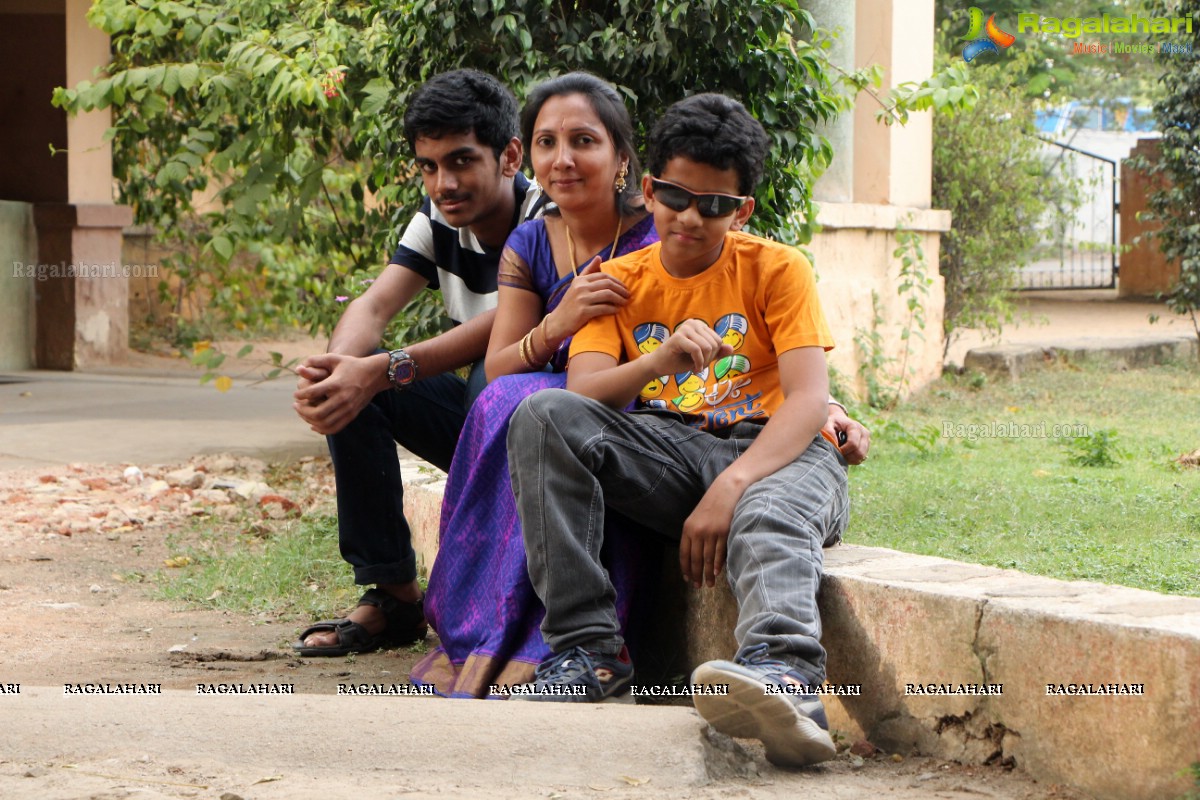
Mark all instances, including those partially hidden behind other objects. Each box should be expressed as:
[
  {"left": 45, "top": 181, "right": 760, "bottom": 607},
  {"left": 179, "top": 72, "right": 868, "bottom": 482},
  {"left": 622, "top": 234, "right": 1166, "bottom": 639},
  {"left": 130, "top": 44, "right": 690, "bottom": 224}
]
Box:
[{"left": 327, "top": 359, "right": 487, "bottom": 586}]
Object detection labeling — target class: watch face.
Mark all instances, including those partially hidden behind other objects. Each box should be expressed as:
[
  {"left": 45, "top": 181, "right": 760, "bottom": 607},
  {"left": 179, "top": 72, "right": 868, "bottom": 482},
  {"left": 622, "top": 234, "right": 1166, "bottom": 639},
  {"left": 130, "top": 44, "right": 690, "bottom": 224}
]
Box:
[
  {"left": 389, "top": 350, "right": 417, "bottom": 388},
  {"left": 393, "top": 360, "right": 417, "bottom": 385}
]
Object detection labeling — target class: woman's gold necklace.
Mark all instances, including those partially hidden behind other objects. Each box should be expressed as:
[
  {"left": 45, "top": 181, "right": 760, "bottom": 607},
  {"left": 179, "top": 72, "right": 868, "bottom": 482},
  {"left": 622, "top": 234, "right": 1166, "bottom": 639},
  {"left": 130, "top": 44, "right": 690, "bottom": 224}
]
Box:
[{"left": 565, "top": 216, "right": 624, "bottom": 276}]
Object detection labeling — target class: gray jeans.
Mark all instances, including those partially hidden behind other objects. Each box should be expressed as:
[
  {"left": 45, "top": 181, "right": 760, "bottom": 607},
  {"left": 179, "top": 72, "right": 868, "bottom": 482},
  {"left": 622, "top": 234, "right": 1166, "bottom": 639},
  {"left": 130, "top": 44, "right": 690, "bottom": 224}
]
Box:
[{"left": 507, "top": 389, "right": 849, "bottom": 686}]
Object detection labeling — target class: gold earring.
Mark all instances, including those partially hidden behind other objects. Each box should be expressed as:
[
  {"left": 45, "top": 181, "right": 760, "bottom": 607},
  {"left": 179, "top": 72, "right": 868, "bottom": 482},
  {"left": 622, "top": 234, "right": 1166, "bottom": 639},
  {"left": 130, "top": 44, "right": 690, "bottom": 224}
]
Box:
[{"left": 615, "top": 164, "right": 628, "bottom": 193}]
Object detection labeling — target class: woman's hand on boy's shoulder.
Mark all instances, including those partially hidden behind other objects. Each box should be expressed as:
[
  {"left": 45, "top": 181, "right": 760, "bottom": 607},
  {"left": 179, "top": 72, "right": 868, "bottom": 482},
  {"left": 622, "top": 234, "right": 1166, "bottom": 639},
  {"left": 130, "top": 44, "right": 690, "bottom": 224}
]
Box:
[{"left": 546, "top": 257, "right": 629, "bottom": 341}]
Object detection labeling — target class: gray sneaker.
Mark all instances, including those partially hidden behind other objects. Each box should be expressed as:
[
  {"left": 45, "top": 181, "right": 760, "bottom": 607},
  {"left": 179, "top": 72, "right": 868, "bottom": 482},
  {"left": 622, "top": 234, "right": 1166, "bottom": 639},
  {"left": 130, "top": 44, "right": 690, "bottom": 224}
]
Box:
[
  {"left": 512, "top": 645, "right": 634, "bottom": 702},
  {"left": 691, "top": 643, "right": 836, "bottom": 767}
]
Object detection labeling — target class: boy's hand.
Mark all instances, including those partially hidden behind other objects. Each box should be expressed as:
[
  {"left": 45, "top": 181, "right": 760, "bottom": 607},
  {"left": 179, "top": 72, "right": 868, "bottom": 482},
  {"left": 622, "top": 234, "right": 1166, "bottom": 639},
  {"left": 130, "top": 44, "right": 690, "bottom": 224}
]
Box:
[
  {"left": 823, "top": 404, "right": 871, "bottom": 465},
  {"left": 679, "top": 474, "right": 743, "bottom": 588},
  {"left": 650, "top": 319, "right": 734, "bottom": 376},
  {"left": 293, "top": 353, "right": 384, "bottom": 435},
  {"left": 544, "top": 257, "right": 629, "bottom": 342},
  {"left": 295, "top": 362, "right": 331, "bottom": 391}
]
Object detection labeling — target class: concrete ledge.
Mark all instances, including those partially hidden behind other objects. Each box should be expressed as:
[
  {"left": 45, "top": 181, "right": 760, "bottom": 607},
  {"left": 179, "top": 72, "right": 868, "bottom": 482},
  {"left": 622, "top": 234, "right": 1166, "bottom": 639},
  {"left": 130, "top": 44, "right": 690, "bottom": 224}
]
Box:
[
  {"left": 816, "top": 546, "right": 1200, "bottom": 800},
  {"left": 964, "top": 335, "right": 1198, "bottom": 378},
  {"left": 814, "top": 202, "right": 953, "bottom": 233},
  {"left": 405, "top": 482, "right": 1200, "bottom": 800}
]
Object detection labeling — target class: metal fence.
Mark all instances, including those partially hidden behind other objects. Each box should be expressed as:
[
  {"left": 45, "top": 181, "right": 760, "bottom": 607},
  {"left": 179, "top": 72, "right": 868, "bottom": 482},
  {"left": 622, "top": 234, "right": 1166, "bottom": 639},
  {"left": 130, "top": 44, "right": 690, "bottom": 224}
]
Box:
[{"left": 1015, "top": 138, "right": 1118, "bottom": 290}]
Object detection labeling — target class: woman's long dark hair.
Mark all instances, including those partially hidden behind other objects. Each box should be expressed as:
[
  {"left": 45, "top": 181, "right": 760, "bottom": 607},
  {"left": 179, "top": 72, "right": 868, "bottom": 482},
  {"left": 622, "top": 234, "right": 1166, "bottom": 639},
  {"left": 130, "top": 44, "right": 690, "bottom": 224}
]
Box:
[{"left": 520, "top": 72, "right": 643, "bottom": 215}]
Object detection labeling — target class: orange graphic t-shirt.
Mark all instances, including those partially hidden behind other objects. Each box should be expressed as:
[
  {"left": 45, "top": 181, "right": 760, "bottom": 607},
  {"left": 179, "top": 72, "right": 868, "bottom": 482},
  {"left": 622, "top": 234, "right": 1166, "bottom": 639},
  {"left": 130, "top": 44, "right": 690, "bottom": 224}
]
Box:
[{"left": 570, "top": 231, "right": 834, "bottom": 431}]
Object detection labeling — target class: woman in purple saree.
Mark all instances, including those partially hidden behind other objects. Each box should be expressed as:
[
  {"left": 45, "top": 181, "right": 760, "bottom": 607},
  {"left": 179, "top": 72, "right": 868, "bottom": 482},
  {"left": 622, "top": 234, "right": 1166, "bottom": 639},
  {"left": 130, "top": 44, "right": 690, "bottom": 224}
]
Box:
[{"left": 411, "top": 73, "right": 661, "bottom": 697}]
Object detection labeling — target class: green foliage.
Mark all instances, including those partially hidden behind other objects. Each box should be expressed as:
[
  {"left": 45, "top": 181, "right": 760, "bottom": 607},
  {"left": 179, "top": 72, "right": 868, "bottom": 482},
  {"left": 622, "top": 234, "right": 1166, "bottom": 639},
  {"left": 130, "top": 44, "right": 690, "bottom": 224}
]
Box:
[
  {"left": 875, "top": 63, "right": 980, "bottom": 126},
  {"left": 1141, "top": 1, "right": 1200, "bottom": 349},
  {"left": 877, "top": 418, "right": 947, "bottom": 457},
  {"left": 55, "top": 0, "right": 842, "bottom": 345},
  {"left": 935, "top": 0, "right": 1164, "bottom": 104},
  {"left": 854, "top": 291, "right": 895, "bottom": 410},
  {"left": 55, "top": 0, "right": 413, "bottom": 341},
  {"left": 893, "top": 225, "right": 934, "bottom": 384},
  {"left": 1177, "top": 762, "right": 1200, "bottom": 800},
  {"left": 931, "top": 50, "right": 1076, "bottom": 355},
  {"left": 190, "top": 344, "right": 299, "bottom": 390},
  {"left": 384, "top": 0, "right": 839, "bottom": 242},
  {"left": 1064, "top": 427, "right": 1126, "bottom": 468},
  {"left": 851, "top": 226, "right": 934, "bottom": 411}
]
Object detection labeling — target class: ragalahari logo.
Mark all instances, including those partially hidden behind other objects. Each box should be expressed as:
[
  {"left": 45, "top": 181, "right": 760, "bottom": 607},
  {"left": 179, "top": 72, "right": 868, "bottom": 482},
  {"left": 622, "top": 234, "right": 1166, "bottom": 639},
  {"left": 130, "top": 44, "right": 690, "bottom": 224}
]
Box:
[{"left": 961, "top": 7, "right": 1016, "bottom": 62}]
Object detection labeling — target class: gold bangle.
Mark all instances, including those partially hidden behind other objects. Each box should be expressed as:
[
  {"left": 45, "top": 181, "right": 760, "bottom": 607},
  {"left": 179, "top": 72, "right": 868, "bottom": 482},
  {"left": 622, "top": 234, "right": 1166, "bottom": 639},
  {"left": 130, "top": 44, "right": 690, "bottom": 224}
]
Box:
[
  {"left": 520, "top": 332, "right": 545, "bottom": 370},
  {"left": 528, "top": 323, "right": 548, "bottom": 364},
  {"left": 518, "top": 334, "right": 534, "bottom": 370},
  {"left": 530, "top": 330, "right": 548, "bottom": 366},
  {"left": 537, "top": 317, "right": 554, "bottom": 355}
]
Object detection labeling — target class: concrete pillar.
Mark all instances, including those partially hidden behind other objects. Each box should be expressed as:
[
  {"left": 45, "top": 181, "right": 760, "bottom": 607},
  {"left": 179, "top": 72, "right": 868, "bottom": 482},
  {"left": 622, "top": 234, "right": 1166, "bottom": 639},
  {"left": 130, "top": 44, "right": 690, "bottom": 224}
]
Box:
[
  {"left": 853, "top": 0, "right": 935, "bottom": 208},
  {"left": 2, "top": 0, "right": 133, "bottom": 369},
  {"left": 34, "top": 203, "right": 132, "bottom": 369},
  {"left": 65, "top": 0, "right": 114, "bottom": 204},
  {"left": 804, "top": 0, "right": 856, "bottom": 203}
]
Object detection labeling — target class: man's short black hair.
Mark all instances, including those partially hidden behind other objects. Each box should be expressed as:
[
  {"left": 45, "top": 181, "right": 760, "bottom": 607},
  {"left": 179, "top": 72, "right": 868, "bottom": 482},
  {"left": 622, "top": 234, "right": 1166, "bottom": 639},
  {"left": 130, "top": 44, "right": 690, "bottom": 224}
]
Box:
[
  {"left": 402, "top": 69, "right": 519, "bottom": 158},
  {"left": 646, "top": 94, "right": 770, "bottom": 196}
]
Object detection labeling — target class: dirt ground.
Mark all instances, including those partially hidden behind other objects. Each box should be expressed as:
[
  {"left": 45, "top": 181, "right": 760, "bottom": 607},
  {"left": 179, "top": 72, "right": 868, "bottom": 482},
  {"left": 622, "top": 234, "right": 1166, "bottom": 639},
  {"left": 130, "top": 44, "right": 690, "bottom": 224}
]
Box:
[{"left": 0, "top": 456, "right": 1094, "bottom": 800}]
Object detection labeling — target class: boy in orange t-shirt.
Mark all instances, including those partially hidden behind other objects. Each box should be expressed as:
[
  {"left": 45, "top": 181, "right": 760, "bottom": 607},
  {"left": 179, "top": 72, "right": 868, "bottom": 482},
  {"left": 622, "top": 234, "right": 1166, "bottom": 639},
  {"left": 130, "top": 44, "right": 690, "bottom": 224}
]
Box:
[{"left": 506, "top": 94, "right": 848, "bottom": 766}]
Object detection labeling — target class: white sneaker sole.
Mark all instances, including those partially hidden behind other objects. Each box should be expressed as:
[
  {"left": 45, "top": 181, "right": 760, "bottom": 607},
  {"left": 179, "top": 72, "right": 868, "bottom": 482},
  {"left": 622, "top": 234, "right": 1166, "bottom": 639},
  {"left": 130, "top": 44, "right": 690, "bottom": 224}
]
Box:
[{"left": 691, "top": 664, "right": 836, "bottom": 767}]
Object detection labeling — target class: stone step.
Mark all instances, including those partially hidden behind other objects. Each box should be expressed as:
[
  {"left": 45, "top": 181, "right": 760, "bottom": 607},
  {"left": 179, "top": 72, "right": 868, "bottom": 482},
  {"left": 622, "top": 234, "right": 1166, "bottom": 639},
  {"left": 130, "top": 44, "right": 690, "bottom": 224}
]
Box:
[
  {"left": 963, "top": 335, "right": 1197, "bottom": 379},
  {"left": 405, "top": 479, "right": 1200, "bottom": 800}
]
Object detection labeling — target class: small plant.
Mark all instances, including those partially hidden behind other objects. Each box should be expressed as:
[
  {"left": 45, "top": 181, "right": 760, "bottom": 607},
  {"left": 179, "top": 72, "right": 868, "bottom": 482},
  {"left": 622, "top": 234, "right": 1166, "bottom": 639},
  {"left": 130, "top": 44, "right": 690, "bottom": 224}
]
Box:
[
  {"left": 854, "top": 291, "right": 896, "bottom": 410},
  {"left": 893, "top": 224, "right": 934, "bottom": 396},
  {"left": 1176, "top": 761, "right": 1200, "bottom": 800},
  {"left": 851, "top": 224, "right": 933, "bottom": 411},
  {"left": 1065, "top": 428, "right": 1125, "bottom": 468},
  {"left": 881, "top": 419, "right": 946, "bottom": 457}
]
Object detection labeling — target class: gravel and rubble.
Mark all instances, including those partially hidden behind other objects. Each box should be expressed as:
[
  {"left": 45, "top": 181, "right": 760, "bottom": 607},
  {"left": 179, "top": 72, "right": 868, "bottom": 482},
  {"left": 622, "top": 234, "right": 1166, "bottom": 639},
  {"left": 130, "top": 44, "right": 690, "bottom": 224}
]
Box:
[{"left": 0, "top": 455, "right": 337, "bottom": 544}]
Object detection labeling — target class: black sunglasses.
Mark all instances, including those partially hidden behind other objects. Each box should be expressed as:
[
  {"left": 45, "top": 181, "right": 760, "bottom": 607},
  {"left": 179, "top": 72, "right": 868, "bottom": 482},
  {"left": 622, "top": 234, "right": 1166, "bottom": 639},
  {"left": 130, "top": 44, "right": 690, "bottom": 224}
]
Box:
[{"left": 650, "top": 179, "right": 747, "bottom": 218}]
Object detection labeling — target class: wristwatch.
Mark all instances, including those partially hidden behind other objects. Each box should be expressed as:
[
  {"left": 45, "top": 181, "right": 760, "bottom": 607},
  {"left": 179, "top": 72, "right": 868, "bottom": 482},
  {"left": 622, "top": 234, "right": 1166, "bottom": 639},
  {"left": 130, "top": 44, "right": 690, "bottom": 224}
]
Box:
[{"left": 386, "top": 348, "right": 419, "bottom": 390}]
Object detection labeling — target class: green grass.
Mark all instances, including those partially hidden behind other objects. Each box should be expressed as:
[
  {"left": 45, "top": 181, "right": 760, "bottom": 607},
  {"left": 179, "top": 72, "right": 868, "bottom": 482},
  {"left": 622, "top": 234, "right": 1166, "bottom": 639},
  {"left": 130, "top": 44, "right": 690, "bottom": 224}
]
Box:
[
  {"left": 156, "top": 360, "right": 1199, "bottom": 622},
  {"left": 157, "top": 513, "right": 362, "bottom": 622},
  {"left": 845, "top": 360, "right": 1200, "bottom": 596}
]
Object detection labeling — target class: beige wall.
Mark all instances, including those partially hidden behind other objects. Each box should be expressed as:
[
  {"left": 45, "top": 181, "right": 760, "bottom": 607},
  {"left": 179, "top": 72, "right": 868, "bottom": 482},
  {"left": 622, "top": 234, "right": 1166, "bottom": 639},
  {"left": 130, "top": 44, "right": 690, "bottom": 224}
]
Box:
[
  {"left": 1, "top": 0, "right": 129, "bottom": 369},
  {"left": 812, "top": 204, "right": 949, "bottom": 403},
  {"left": 801, "top": 0, "right": 947, "bottom": 403},
  {"left": 853, "top": 0, "right": 935, "bottom": 209},
  {"left": 66, "top": 0, "right": 114, "bottom": 205}
]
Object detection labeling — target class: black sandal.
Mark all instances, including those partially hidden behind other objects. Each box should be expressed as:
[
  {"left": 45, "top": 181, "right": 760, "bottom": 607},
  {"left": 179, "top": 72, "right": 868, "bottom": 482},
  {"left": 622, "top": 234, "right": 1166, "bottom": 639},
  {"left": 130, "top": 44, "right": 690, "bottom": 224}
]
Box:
[{"left": 292, "top": 588, "right": 427, "bottom": 657}]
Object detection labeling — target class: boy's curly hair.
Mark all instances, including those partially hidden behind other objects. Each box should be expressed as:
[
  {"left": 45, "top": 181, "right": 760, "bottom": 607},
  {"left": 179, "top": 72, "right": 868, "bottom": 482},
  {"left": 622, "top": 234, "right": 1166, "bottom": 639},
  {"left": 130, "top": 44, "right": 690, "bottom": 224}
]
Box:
[{"left": 647, "top": 93, "right": 770, "bottom": 196}]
